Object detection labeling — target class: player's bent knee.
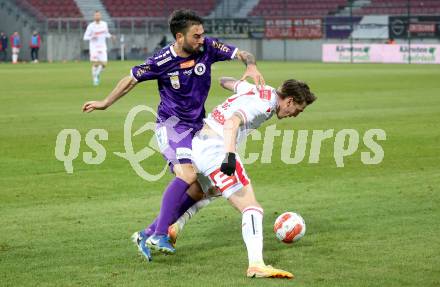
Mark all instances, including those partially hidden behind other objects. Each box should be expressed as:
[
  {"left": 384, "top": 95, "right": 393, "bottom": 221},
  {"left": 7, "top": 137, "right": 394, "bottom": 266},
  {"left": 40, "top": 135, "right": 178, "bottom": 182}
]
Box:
[
  {"left": 187, "top": 182, "right": 204, "bottom": 201},
  {"left": 174, "top": 163, "right": 197, "bottom": 184}
]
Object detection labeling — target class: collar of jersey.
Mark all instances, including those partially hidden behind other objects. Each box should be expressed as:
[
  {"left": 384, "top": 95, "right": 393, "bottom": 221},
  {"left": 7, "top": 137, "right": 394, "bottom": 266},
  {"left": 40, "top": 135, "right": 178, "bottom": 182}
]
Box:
[
  {"left": 170, "top": 44, "right": 177, "bottom": 57},
  {"left": 169, "top": 44, "right": 197, "bottom": 60}
]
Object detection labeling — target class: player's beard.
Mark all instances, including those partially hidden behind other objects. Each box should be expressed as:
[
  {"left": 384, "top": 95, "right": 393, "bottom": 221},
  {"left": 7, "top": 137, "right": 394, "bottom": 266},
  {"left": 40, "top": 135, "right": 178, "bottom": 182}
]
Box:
[{"left": 182, "top": 40, "right": 202, "bottom": 55}]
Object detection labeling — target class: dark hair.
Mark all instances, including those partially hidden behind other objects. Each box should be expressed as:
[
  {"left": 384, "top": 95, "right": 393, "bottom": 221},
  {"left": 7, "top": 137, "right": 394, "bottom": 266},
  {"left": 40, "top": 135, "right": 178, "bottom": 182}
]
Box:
[
  {"left": 278, "top": 79, "right": 316, "bottom": 105},
  {"left": 168, "top": 9, "right": 204, "bottom": 39}
]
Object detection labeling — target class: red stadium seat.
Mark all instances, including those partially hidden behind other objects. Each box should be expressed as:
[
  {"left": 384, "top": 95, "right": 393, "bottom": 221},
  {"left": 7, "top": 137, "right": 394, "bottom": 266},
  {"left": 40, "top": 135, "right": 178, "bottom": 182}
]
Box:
[
  {"left": 250, "top": 0, "right": 350, "bottom": 17},
  {"left": 21, "top": 0, "right": 82, "bottom": 18},
  {"left": 357, "top": 0, "right": 440, "bottom": 15},
  {"left": 101, "top": 0, "right": 217, "bottom": 18}
]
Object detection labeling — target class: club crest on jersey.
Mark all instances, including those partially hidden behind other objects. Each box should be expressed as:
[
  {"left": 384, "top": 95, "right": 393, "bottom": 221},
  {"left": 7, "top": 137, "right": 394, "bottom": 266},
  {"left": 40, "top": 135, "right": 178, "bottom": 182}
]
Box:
[
  {"left": 194, "top": 63, "right": 206, "bottom": 76},
  {"left": 170, "top": 75, "right": 180, "bottom": 89}
]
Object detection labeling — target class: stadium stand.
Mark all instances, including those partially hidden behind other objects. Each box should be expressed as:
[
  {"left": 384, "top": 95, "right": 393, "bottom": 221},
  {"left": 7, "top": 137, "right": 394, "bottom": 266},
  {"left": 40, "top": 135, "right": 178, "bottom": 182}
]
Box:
[
  {"left": 16, "top": 0, "right": 82, "bottom": 18},
  {"left": 354, "top": 0, "right": 440, "bottom": 15},
  {"left": 249, "top": 0, "right": 349, "bottom": 17},
  {"left": 101, "top": 0, "right": 218, "bottom": 18}
]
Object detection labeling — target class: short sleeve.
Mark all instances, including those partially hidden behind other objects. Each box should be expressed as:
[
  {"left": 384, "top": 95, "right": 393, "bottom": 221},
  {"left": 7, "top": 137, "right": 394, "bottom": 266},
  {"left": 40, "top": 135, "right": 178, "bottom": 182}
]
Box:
[
  {"left": 205, "top": 37, "right": 238, "bottom": 63},
  {"left": 234, "top": 80, "right": 255, "bottom": 95},
  {"left": 130, "top": 57, "right": 160, "bottom": 82}
]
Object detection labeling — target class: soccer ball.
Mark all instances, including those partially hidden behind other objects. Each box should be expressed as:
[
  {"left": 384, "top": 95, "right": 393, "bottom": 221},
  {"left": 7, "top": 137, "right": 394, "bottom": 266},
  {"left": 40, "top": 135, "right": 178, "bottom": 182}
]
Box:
[{"left": 273, "top": 212, "right": 306, "bottom": 243}]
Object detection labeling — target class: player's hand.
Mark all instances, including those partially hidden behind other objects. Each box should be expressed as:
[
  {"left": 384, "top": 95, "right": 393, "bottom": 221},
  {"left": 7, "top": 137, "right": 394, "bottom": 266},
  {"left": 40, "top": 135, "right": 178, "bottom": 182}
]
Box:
[
  {"left": 82, "top": 100, "right": 108, "bottom": 113},
  {"left": 241, "top": 65, "right": 265, "bottom": 90},
  {"left": 220, "top": 152, "right": 236, "bottom": 176}
]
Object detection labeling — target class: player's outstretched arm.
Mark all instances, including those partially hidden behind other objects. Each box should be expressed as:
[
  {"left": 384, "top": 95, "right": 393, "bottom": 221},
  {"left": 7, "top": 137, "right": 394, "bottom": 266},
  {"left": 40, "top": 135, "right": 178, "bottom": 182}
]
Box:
[
  {"left": 219, "top": 77, "right": 238, "bottom": 92},
  {"left": 236, "top": 50, "right": 265, "bottom": 89},
  {"left": 83, "top": 24, "right": 92, "bottom": 41},
  {"left": 220, "top": 114, "right": 243, "bottom": 176},
  {"left": 82, "top": 75, "right": 137, "bottom": 113}
]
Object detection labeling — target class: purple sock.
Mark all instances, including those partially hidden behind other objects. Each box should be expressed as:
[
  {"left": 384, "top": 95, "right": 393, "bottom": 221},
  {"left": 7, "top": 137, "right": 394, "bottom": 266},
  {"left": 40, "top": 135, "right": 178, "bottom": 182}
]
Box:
[
  {"left": 177, "top": 192, "right": 196, "bottom": 217},
  {"left": 154, "top": 177, "right": 189, "bottom": 235},
  {"left": 142, "top": 218, "right": 157, "bottom": 237},
  {"left": 143, "top": 192, "right": 196, "bottom": 237}
]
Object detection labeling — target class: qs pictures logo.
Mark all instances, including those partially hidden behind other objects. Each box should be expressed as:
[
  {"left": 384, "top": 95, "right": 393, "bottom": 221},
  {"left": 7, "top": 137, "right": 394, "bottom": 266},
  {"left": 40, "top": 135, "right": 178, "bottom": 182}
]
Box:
[{"left": 55, "top": 105, "right": 191, "bottom": 181}]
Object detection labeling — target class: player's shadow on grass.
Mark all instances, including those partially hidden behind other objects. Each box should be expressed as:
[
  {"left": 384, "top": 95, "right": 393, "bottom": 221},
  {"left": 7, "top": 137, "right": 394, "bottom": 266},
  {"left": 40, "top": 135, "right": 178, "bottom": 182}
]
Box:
[{"left": 144, "top": 213, "right": 245, "bottom": 265}]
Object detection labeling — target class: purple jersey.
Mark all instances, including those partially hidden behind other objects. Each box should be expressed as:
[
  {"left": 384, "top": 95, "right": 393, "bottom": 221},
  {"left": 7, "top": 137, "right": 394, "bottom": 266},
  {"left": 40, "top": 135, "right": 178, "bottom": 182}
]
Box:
[{"left": 131, "top": 37, "right": 237, "bottom": 130}]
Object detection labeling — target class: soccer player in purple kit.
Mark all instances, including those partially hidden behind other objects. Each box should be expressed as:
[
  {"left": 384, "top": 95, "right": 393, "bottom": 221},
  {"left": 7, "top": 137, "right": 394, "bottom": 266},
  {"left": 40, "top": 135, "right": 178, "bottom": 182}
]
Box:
[{"left": 82, "top": 9, "right": 265, "bottom": 260}]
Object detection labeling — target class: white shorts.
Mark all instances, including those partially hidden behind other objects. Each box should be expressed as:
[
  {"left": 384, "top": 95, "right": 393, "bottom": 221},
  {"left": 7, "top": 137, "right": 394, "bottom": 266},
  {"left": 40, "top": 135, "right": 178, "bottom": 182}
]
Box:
[
  {"left": 12, "top": 47, "right": 20, "bottom": 54},
  {"left": 192, "top": 130, "right": 251, "bottom": 199},
  {"left": 90, "top": 49, "right": 107, "bottom": 63}
]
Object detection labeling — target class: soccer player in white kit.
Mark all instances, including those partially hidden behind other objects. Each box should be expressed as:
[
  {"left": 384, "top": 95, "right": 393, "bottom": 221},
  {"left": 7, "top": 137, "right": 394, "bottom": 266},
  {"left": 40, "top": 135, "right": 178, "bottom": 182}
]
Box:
[
  {"left": 83, "top": 11, "right": 112, "bottom": 86},
  {"left": 166, "top": 77, "right": 317, "bottom": 278}
]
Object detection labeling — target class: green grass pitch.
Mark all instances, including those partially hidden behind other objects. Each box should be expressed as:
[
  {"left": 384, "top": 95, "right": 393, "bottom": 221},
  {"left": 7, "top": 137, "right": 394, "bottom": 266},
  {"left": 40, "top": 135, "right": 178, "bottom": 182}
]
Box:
[{"left": 0, "top": 61, "right": 439, "bottom": 286}]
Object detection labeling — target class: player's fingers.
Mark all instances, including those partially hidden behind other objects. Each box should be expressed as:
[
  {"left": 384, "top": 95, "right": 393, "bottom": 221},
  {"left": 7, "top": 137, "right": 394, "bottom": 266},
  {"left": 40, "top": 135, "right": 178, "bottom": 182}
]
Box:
[
  {"left": 253, "top": 75, "right": 261, "bottom": 90},
  {"left": 259, "top": 77, "right": 265, "bottom": 90},
  {"left": 85, "top": 107, "right": 95, "bottom": 113},
  {"left": 83, "top": 103, "right": 96, "bottom": 112},
  {"left": 259, "top": 75, "right": 266, "bottom": 87},
  {"left": 82, "top": 101, "right": 94, "bottom": 111}
]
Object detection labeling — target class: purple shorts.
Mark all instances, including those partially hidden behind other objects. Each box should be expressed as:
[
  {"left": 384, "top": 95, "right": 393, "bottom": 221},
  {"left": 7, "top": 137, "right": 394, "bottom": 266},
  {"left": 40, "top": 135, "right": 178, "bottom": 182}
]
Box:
[{"left": 155, "top": 120, "right": 200, "bottom": 172}]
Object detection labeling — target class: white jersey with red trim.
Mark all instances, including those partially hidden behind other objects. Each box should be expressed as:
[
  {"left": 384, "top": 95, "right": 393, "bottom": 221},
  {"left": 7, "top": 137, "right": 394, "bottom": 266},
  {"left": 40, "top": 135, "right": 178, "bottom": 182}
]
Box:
[
  {"left": 83, "top": 21, "right": 111, "bottom": 52},
  {"left": 204, "top": 81, "right": 278, "bottom": 144},
  {"left": 193, "top": 81, "right": 278, "bottom": 199}
]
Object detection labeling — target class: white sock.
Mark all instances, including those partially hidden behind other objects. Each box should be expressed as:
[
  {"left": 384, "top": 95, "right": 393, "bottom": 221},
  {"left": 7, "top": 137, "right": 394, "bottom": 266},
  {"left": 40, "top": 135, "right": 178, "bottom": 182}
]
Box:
[
  {"left": 92, "top": 66, "right": 98, "bottom": 79},
  {"left": 242, "top": 206, "right": 264, "bottom": 266},
  {"left": 96, "top": 65, "right": 103, "bottom": 76},
  {"left": 12, "top": 54, "right": 17, "bottom": 63},
  {"left": 175, "top": 196, "right": 216, "bottom": 232}
]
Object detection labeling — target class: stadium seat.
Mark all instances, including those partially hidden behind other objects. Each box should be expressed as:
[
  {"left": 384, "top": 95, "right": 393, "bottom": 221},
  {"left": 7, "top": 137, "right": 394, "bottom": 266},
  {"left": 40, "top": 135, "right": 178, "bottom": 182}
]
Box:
[
  {"left": 357, "top": 0, "right": 440, "bottom": 15},
  {"left": 250, "top": 0, "right": 349, "bottom": 17},
  {"left": 101, "top": 0, "right": 217, "bottom": 18},
  {"left": 19, "top": 0, "right": 82, "bottom": 18}
]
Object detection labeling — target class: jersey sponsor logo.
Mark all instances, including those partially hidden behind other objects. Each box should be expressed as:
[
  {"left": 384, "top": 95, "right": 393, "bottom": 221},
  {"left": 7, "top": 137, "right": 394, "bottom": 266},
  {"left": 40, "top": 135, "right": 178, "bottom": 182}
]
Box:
[
  {"left": 157, "top": 56, "right": 172, "bottom": 66},
  {"left": 176, "top": 148, "right": 192, "bottom": 160},
  {"left": 211, "top": 40, "right": 231, "bottom": 53},
  {"left": 170, "top": 75, "right": 180, "bottom": 89},
  {"left": 221, "top": 102, "right": 230, "bottom": 109},
  {"left": 212, "top": 108, "right": 225, "bottom": 125},
  {"left": 154, "top": 50, "right": 170, "bottom": 60},
  {"left": 194, "top": 63, "right": 206, "bottom": 75},
  {"left": 183, "top": 69, "right": 193, "bottom": 76},
  {"left": 180, "top": 59, "right": 195, "bottom": 69},
  {"left": 94, "top": 30, "right": 107, "bottom": 35},
  {"left": 136, "top": 65, "right": 151, "bottom": 77},
  {"left": 167, "top": 71, "right": 179, "bottom": 76}
]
